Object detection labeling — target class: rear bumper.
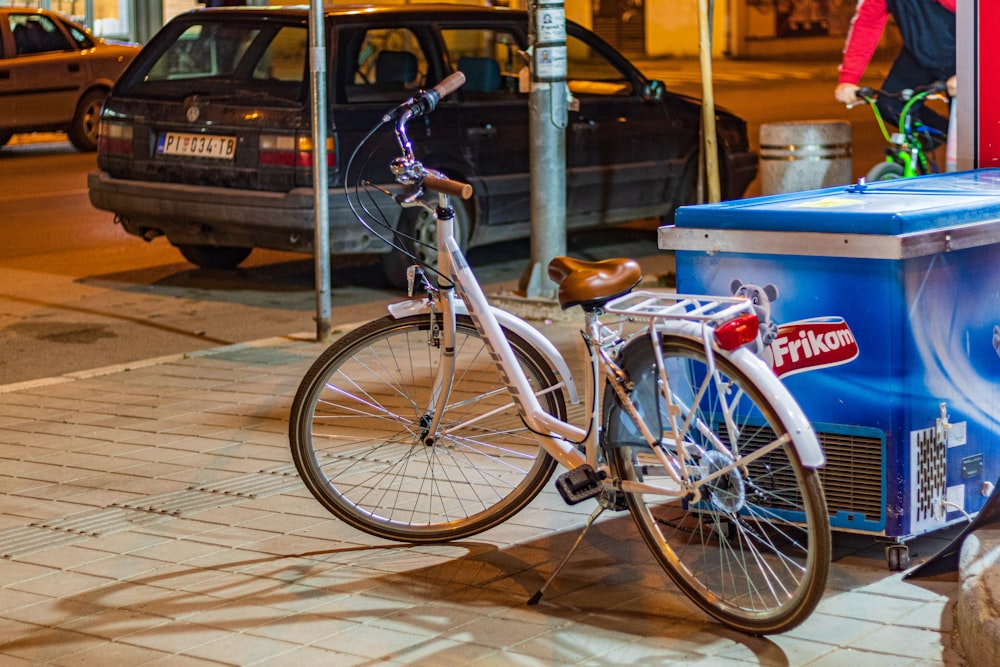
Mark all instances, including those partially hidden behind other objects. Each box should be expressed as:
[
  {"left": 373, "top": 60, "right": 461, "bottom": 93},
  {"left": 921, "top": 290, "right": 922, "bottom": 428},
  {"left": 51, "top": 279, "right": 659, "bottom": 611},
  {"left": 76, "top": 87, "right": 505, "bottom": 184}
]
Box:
[{"left": 87, "top": 171, "right": 387, "bottom": 254}]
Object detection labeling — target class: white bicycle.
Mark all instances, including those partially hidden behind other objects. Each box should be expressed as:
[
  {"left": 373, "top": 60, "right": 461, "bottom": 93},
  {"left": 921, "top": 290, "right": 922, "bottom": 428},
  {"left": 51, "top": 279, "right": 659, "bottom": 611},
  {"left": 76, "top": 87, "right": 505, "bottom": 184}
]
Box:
[{"left": 289, "top": 72, "right": 831, "bottom": 634}]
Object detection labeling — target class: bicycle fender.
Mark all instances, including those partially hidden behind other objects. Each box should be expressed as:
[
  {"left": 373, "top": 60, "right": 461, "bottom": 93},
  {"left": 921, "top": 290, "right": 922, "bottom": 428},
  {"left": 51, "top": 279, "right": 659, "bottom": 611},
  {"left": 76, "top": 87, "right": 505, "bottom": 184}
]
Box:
[
  {"left": 727, "top": 345, "right": 826, "bottom": 469},
  {"left": 604, "top": 327, "right": 824, "bottom": 469},
  {"left": 659, "top": 321, "right": 825, "bottom": 468},
  {"left": 386, "top": 298, "right": 580, "bottom": 404}
]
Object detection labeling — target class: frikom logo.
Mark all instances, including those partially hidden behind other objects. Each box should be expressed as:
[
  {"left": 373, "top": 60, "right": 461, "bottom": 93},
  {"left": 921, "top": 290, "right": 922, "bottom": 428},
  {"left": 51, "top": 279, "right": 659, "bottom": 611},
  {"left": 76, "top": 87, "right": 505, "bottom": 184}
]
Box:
[{"left": 768, "top": 317, "right": 859, "bottom": 378}]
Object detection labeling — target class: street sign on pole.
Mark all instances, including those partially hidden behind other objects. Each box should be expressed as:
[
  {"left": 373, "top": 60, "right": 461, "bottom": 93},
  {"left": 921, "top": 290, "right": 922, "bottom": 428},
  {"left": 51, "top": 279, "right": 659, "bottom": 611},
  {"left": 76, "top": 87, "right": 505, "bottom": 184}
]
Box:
[{"left": 521, "top": 0, "right": 567, "bottom": 299}]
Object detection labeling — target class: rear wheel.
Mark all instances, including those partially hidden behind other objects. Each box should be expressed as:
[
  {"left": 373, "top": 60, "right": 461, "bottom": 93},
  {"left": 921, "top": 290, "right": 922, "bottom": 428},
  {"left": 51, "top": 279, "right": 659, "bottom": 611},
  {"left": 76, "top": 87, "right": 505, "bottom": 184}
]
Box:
[
  {"left": 866, "top": 160, "right": 905, "bottom": 182},
  {"left": 175, "top": 244, "right": 252, "bottom": 269},
  {"left": 607, "top": 334, "right": 830, "bottom": 634},
  {"left": 68, "top": 89, "right": 107, "bottom": 152}
]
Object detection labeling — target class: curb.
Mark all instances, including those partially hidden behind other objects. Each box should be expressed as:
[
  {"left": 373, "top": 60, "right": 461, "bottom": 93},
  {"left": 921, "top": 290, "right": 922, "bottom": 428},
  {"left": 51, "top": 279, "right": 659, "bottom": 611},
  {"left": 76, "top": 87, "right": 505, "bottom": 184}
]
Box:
[{"left": 958, "top": 524, "right": 1000, "bottom": 666}]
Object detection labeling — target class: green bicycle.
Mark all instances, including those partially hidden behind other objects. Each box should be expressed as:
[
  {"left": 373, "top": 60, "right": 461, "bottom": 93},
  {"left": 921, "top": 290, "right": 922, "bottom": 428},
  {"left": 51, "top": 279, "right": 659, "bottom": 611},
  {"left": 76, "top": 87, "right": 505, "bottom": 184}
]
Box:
[{"left": 851, "top": 81, "right": 949, "bottom": 181}]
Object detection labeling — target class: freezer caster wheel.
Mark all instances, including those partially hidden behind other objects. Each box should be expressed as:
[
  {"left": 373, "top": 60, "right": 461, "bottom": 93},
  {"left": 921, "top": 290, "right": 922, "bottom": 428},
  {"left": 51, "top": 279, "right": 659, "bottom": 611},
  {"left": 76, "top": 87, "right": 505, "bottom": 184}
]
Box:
[{"left": 886, "top": 544, "right": 910, "bottom": 571}]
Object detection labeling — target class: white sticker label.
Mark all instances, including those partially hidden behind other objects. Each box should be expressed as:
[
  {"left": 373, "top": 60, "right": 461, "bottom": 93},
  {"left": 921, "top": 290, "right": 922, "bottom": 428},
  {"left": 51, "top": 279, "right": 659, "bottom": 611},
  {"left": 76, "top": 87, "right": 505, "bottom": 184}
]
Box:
[
  {"left": 535, "top": 45, "right": 566, "bottom": 79},
  {"left": 947, "top": 421, "right": 967, "bottom": 447},
  {"left": 537, "top": 8, "right": 566, "bottom": 43}
]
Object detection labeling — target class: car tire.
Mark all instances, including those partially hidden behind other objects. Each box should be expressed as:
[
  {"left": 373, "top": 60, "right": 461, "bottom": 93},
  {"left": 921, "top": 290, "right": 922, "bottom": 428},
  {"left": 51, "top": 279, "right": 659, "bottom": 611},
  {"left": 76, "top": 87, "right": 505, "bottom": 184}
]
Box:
[
  {"left": 175, "top": 244, "right": 253, "bottom": 270},
  {"left": 381, "top": 198, "right": 471, "bottom": 291},
  {"left": 0, "top": 132, "right": 12, "bottom": 149},
  {"left": 68, "top": 89, "right": 108, "bottom": 152}
]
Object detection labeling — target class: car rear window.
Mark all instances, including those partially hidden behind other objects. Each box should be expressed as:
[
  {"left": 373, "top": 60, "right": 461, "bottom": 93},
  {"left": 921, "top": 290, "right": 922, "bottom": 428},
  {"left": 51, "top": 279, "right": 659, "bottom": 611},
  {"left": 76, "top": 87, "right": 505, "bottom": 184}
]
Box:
[{"left": 118, "top": 20, "right": 307, "bottom": 104}]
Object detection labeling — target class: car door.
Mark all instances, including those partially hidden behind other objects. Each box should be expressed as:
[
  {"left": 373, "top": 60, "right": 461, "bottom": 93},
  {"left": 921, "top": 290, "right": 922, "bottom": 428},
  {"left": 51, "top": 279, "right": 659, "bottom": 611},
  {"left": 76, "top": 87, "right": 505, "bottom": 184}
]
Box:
[
  {"left": 4, "top": 12, "right": 85, "bottom": 128},
  {"left": 331, "top": 23, "right": 440, "bottom": 189},
  {"left": 432, "top": 23, "right": 532, "bottom": 233},
  {"left": 564, "top": 25, "right": 689, "bottom": 227}
]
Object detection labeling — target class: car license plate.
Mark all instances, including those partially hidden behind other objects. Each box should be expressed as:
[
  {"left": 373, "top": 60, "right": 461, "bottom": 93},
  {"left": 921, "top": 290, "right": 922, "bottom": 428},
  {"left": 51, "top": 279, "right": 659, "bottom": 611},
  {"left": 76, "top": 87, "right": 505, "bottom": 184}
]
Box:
[{"left": 157, "top": 132, "right": 237, "bottom": 159}]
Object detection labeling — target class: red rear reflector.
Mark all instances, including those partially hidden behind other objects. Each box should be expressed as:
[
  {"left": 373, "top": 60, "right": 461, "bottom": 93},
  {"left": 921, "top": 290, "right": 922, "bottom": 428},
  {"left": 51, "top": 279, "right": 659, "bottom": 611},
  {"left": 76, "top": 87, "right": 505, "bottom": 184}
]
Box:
[{"left": 714, "top": 313, "right": 759, "bottom": 351}]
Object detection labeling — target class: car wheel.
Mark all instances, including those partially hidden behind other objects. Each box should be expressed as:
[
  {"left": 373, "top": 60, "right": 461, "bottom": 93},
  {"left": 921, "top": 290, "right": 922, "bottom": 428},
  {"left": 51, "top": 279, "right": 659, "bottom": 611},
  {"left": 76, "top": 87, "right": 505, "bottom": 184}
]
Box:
[
  {"left": 381, "top": 199, "right": 471, "bottom": 291},
  {"left": 0, "top": 132, "right": 12, "bottom": 149},
  {"left": 175, "top": 244, "right": 253, "bottom": 270},
  {"left": 68, "top": 89, "right": 108, "bottom": 152}
]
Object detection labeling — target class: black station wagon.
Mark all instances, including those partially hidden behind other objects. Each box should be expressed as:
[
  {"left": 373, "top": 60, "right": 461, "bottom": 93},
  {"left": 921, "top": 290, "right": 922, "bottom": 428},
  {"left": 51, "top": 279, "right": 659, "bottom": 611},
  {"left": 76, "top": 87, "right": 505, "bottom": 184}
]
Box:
[{"left": 87, "top": 4, "right": 757, "bottom": 285}]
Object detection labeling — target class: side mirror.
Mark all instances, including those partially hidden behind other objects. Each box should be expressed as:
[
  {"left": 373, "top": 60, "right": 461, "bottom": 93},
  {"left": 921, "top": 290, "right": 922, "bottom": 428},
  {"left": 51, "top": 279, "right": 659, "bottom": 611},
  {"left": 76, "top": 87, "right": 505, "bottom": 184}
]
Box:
[{"left": 643, "top": 79, "right": 665, "bottom": 102}]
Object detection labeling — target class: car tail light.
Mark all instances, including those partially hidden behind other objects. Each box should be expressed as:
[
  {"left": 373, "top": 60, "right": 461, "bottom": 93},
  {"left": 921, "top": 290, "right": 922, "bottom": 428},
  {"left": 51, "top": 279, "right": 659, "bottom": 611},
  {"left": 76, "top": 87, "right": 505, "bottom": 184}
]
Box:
[
  {"left": 99, "top": 120, "right": 133, "bottom": 156},
  {"left": 714, "top": 312, "right": 759, "bottom": 351},
  {"left": 259, "top": 133, "right": 333, "bottom": 168}
]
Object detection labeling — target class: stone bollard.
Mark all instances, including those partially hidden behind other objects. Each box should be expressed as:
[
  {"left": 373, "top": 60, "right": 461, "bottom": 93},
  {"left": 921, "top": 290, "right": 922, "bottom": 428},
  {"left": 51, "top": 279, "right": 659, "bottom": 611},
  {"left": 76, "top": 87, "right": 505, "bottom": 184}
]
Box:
[{"left": 759, "top": 120, "right": 852, "bottom": 195}]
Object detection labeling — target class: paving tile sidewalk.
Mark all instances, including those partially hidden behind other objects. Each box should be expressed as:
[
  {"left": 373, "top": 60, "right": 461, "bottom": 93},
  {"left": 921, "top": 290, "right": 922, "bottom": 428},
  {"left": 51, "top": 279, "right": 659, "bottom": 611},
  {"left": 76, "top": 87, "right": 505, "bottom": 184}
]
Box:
[{"left": 0, "top": 330, "right": 972, "bottom": 666}]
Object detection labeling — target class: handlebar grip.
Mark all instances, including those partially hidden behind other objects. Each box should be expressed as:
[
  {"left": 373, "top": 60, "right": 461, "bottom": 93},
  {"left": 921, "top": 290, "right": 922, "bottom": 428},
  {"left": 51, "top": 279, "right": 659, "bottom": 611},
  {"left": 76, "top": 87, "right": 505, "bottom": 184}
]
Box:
[
  {"left": 432, "top": 71, "right": 467, "bottom": 101},
  {"left": 424, "top": 174, "right": 473, "bottom": 200}
]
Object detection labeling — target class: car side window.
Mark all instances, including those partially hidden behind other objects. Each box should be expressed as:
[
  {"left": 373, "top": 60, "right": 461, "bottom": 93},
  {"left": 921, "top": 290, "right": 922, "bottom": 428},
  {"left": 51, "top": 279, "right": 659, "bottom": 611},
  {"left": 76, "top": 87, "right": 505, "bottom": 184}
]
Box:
[
  {"left": 440, "top": 27, "right": 526, "bottom": 100},
  {"left": 565, "top": 33, "right": 633, "bottom": 97},
  {"left": 10, "top": 13, "right": 72, "bottom": 56},
  {"left": 63, "top": 21, "right": 95, "bottom": 50},
  {"left": 250, "top": 26, "right": 308, "bottom": 83},
  {"left": 343, "top": 27, "right": 427, "bottom": 103}
]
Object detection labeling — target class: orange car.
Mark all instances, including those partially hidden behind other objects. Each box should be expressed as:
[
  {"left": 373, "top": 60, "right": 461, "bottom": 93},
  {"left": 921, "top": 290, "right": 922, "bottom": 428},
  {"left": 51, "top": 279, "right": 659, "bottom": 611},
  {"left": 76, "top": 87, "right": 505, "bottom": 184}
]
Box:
[{"left": 0, "top": 7, "right": 140, "bottom": 151}]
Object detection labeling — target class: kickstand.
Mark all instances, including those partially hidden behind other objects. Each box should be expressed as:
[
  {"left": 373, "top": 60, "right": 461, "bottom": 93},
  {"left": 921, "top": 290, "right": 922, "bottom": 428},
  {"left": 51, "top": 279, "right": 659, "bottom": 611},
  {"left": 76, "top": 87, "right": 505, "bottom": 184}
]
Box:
[{"left": 528, "top": 503, "right": 605, "bottom": 605}]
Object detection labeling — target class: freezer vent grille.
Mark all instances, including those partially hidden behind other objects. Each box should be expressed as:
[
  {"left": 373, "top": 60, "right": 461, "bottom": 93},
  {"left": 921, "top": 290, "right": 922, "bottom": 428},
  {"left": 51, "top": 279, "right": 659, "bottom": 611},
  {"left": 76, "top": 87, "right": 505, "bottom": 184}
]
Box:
[{"left": 722, "top": 424, "right": 884, "bottom": 520}]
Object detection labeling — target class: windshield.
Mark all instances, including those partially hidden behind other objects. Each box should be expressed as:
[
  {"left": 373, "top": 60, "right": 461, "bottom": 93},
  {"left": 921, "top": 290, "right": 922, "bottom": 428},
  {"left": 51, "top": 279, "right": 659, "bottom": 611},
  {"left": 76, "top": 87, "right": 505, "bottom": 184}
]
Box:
[{"left": 120, "top": 20, "right": 308, "bottom": 104}]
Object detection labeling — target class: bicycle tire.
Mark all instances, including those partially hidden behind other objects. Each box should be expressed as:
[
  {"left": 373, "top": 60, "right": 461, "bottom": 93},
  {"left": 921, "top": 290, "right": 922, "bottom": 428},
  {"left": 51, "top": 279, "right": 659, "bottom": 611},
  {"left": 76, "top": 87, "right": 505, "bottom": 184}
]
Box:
[
  {"left": 866, "top": 160, "right": 905, "bottom": 181},
  {"left": 289, "top": 313, "right": 563, "bottom": 542},
  {"left": 605, "top": 334, "right": 830, "bottom": 634}
]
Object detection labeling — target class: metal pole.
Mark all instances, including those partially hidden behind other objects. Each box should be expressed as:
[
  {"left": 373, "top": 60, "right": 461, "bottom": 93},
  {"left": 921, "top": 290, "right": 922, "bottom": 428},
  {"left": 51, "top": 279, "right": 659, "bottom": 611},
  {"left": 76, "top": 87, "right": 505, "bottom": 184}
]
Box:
[
  {"left": 521, "top": 0, "right": 567, "bottom": 299},
  {"left": 309, "top": 2, "right": 332, "bottom": 340},
  {"left": 698, "top": 0, "right": 721, "bottom": 203}
]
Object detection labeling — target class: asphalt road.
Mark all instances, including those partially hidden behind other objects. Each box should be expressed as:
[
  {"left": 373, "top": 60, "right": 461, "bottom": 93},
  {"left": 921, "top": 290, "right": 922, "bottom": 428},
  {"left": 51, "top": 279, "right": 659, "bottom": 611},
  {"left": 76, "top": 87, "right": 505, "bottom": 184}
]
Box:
[{"left": 0, "top": 58, "right": 897, "bottom": 384}]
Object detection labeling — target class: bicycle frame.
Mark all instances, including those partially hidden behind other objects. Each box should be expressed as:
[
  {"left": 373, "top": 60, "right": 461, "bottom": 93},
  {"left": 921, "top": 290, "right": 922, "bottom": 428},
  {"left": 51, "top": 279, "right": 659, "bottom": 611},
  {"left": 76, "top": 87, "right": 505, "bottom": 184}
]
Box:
[
  {"left": 382, "top": 81, "right": 823, "bottom": 507},
  {"left": 394, "top": 189, "right": 824, "bottom": 504}
]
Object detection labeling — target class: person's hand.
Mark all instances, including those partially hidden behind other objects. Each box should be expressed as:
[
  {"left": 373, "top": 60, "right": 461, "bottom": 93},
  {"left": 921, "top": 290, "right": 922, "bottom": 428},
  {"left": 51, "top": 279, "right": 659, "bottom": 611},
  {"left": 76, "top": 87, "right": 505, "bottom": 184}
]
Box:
[
  {"left": 947, "top": 75, "right": 957, "bottom": 97},
  {"left": 835, "top": 82, "right": 860, "bottom": 105}
]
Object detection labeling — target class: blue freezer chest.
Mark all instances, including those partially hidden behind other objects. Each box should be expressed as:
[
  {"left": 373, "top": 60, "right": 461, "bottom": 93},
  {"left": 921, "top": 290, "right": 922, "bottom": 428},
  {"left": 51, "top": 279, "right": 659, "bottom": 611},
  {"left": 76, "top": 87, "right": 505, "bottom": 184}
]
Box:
[{"left": 661, "top": 170, "right": 1000, "bottom": 540}]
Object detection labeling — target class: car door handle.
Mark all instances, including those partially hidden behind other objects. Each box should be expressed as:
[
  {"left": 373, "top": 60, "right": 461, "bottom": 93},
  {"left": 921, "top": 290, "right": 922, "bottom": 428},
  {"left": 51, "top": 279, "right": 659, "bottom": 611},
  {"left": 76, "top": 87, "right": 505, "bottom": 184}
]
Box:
[
  {"left": 465, "top": 124, "right": 497, "bottom": 138},
  {"left": 68, "top": 63, "right": 81, "bottom": 73},
  {"left": 0, "top": 70, "right": 9, "bottom": 80}
]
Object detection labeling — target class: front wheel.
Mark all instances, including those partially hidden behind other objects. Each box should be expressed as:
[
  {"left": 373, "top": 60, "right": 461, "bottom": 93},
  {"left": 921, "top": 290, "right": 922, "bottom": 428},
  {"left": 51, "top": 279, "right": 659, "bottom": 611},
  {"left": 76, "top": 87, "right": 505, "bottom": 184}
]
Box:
[
  {"left": 606, "top": 334, "right": 830, "bottom": 634},
  {"left": 289, "top": 313, "right": 564, "bottom": 542}
]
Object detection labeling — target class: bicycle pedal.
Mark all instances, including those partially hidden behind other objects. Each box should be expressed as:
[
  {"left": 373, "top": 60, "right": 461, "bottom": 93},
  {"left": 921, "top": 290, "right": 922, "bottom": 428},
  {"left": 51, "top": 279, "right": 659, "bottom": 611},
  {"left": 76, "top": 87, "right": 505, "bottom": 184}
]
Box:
[{"left": 555, "top": 464, "right": 605, "bottom": 505}]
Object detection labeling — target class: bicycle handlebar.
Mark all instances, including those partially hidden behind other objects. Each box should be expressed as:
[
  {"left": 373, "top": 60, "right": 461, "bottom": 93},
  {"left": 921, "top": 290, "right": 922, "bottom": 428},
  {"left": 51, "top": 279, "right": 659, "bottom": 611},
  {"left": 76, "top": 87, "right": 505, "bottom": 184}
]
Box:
[
  {"left": 382, "top": 71, "right": 467, "bottom": 123},
  {"left": 388, "top": 70, "right": 474, "bottom": 201},
  {"left": 424, "top": 174, "right": 473, "bottom": 200}
]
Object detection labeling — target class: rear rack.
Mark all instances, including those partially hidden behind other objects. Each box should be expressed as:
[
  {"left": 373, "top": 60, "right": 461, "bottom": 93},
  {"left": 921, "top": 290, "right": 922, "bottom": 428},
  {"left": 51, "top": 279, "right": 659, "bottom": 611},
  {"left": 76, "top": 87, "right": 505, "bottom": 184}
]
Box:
[{"left": 604, "top": 290, "right": 753, "bottom": 325}]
